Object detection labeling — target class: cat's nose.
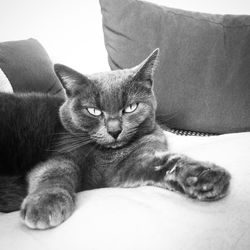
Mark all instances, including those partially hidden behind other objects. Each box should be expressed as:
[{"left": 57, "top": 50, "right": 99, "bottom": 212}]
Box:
[
  {"left": 107, "top": 119, "right": 122, "bottom": 139},
  {"left": 108, "top": 130, "right": 122, "bottom": 140}
]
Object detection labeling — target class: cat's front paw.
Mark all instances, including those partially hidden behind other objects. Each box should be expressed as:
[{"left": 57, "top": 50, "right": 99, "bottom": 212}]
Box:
[
  {"left": 165, "top": 159, "right": 231, "bottom": 201},
  {"left": 20, "top": 188, "right": 75, "bottom": 229}
]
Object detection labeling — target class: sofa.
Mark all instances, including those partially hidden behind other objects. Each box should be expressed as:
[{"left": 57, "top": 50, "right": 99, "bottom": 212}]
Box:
[{"left": 0, "top": 0, "right": 250, "bottom": 249}]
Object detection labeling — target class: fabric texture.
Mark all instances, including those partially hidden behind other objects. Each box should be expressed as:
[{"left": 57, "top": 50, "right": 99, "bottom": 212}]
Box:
[
  {"left": 1, "top": 131, "right": 250, "bottom": 250},
  {"left": 100, "top": 0, "right": 250, "bottom": 134},
  {"left": 0, "top": 67, "right": 13, "bottom": 93},
  {"left": 0, "top": 38, "right": 64, "bottom": 96}
]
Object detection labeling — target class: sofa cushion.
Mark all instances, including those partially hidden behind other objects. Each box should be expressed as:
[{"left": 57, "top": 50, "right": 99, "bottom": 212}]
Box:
[
  {"left": 100, "top": 0, "right": 250, "bottom": 134},
  {"left": 1, "top": 131, "right": 250, "bottom": 250},
  {"left": 0, "top": 38, "right": 64, "bottom": 96}
]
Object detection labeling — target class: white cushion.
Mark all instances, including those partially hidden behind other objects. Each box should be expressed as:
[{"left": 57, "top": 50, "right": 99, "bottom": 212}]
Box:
[{"left": 1, "top": 131, "right": 250, "bottom": 250}]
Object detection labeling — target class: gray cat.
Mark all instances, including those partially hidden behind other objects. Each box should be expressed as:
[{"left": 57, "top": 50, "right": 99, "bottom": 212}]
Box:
[{"left": 0, "top": 49, "right": 230, "bottom": 229}]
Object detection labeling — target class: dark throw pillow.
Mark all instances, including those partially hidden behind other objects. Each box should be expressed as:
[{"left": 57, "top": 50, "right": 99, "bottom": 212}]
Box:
[
  {"left": 100, "top": 0, "right": 250, "bottom": 134},
  {"left": 0, "top": 38, "right": 64, "bottom": 97}
]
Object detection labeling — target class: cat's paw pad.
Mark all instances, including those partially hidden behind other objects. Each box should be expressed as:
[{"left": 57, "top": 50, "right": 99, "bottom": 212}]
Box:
[
  {"left": 20, "top": 188, "right": 75, "bottom": 229},
  {"left": 166, "top": 162, "right": 231, "bottom": 201}
]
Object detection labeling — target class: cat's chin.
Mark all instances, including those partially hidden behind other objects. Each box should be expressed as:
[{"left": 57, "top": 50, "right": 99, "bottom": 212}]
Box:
[{"left": 99, "top": 141, "right": 127, "bottom": 149}]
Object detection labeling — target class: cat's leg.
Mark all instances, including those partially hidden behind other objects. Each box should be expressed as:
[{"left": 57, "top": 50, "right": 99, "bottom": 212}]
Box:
[
  {"left": 20, "top": 156, "right": 80, "bottom": 229},
  {"left": 108, "top": 151, "right": 231, "bottom": 201}
]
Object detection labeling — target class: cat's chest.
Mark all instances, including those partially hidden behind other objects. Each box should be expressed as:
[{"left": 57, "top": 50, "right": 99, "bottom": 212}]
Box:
[
  {"left": 92, "top": 148, "right": 131, "bottom": 169},
  {"left": 75, "top": 146, "right": 132, "bottom": 189}
]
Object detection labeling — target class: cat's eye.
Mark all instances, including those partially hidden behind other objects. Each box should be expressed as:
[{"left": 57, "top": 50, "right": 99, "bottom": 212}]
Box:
[
  {"left": 86, "top": 107, "right": 102, "bottom": 116},
  {"left": 124, "top": 103, "right": 138, "bottom": 113}
]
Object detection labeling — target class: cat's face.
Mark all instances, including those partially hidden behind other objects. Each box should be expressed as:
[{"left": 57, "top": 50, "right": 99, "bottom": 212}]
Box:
[{"left": 54, "top": 49, "right": 159, "bottom": 148}]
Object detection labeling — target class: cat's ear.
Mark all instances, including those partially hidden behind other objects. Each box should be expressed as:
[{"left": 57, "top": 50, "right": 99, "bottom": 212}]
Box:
[
  {"left": 54, "top": 64, "right": 89, "bottom": 96},
  {"left": 133, "top": 48, "right": 160, "bottom": 88}
]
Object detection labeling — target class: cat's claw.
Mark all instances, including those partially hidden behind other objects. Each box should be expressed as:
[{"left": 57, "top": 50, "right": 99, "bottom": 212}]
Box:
[
  {"left": 20, "top": 188, "right": 75, "bottom": 229},
  {"left": 165, "top": 159, "right": 231, "bottom": 201}
]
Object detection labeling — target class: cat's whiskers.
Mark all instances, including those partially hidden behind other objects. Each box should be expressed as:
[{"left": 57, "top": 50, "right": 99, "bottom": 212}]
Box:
[
  {"left": 50, "top": 132, "right": 90, "bottom": 141},
  {"left": 54, "top": 136, "right": 91, "bottom": 145},
  {"left": 55, "top": 133, "right": 89, "bottom": 139},
  {"left": 58, "top": 142, "right": 91, "bottom": 153},
  {"left": 54, "top": 141, "right": 91, "bottom": 151},
  {"left": 54, "top": 139, "right": 93, "bottom": 153},
  {"left": 51, "top": 131, "right": 90, "bottom": 141},
  {"left": 48, "top": 132, "right": 94, "bottom": 153},
  {"left": 125, "top": 127, "right": 138, "bottom": 137},
  {"left": 90, "top": 127, "right": 107, "bottom": 140},
  {"left": 53, "top": 131, "right": 89, "bottom": 135}
]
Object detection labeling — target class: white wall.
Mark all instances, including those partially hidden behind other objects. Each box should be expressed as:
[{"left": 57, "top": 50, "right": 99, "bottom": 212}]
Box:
[
  {"left": 0, "top": 0, "right": 109, "bottom": 73},
  {"left": 1, "top": 0, "right": 250, "bottom": 74}
]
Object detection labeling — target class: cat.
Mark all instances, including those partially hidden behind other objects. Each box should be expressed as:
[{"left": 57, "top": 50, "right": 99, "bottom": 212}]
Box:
[{"left": 0, "top": 49, "right": 230, "bottom": 229}]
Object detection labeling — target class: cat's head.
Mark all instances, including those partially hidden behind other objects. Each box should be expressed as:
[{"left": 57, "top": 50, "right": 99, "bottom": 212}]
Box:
[{"left": 54, "top": 49, "right": 159, "bottom": 149}]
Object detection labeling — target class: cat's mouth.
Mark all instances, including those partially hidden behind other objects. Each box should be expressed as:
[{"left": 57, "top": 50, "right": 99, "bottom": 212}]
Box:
[
  {"left": 96, "top": 139, "right": 128, "bottom": 149},
  {"left": 91, "top": 133, "right": 132, "bottom": 149},
  {"left": 103, "top": 141, "right": 127, "bottom": 149}
]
